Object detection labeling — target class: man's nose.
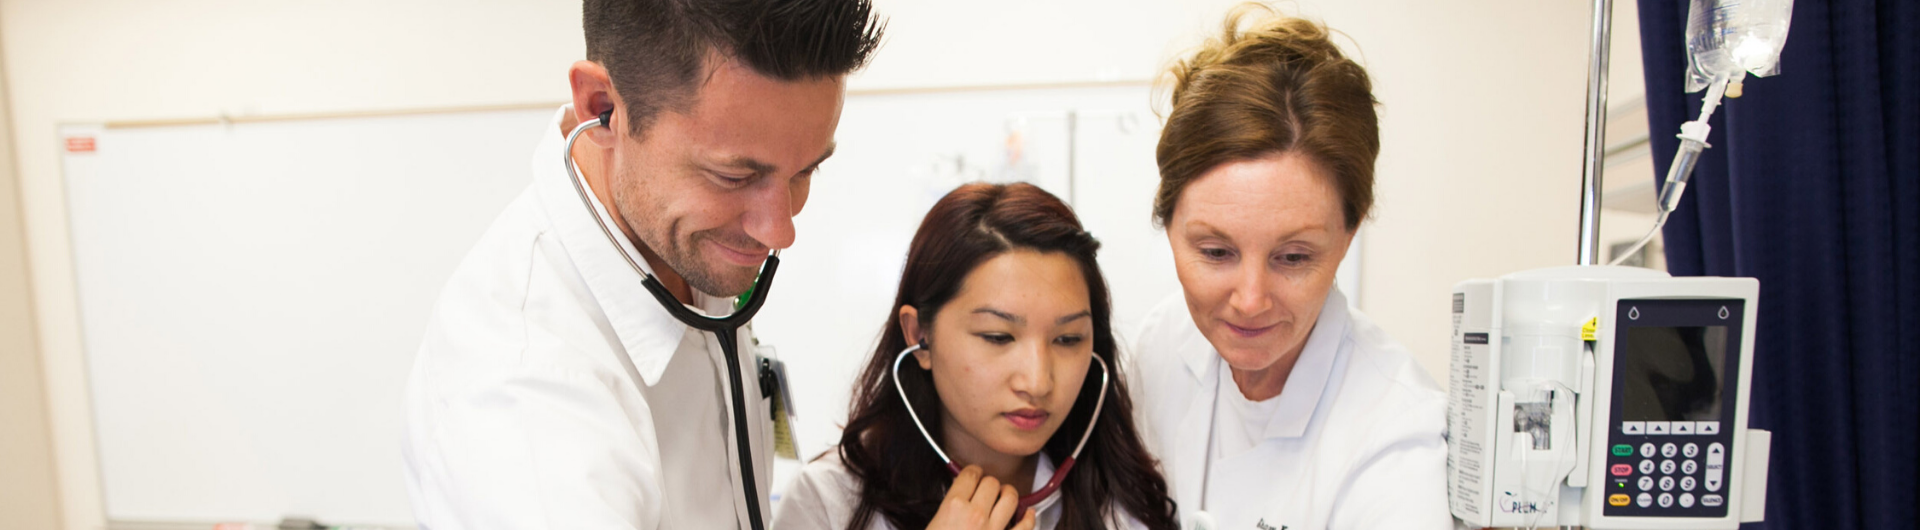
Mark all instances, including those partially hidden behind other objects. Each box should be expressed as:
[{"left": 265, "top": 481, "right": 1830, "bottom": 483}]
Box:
[{"left": 741, "top": 178, "right": 797, "bottom": 250}]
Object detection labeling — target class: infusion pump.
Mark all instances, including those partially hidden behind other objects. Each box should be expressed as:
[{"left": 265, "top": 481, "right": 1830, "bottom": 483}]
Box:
[{"left": 1447, "top": 266, "right": 1770, "bottom": 529}]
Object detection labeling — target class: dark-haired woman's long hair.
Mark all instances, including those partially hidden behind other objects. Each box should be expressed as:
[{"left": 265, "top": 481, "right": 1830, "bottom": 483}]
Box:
[{"left": 835, "top": 182, "right": 1179, "bottom": 530}]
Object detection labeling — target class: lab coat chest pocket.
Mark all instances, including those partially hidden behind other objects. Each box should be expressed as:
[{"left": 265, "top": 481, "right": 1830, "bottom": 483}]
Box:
[
  {"left": 1255, "top": 437, "right": 1360, "bottom": 530},
  {"left": 1218, "top": 443, "right": 1306, "bottom": 508},
  {"left": 699, "top": 328, "right": 775, "bottom": 524},
  {"left": 736, "top": 331, "right": 775, "bottom": 506},
  {"left": 724, "top": 331, "right": 772, "bottom": 469},
  {"left": 744, "top": 335, "right": 772, "bottom": 457}
]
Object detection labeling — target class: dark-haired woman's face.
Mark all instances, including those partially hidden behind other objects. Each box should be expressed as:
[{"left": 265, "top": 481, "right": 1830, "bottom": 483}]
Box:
[
  {"left": 1167, "top": 152, "right": 1353, "bottom": 396},
  {"left": 899, "top": 250, "right": 1095, "bottom": 466}
]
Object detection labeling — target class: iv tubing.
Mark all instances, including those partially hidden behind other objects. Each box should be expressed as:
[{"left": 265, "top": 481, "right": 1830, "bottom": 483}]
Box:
[{"left": 1608, "top": 76, "right": 1731, "bottom": 266}]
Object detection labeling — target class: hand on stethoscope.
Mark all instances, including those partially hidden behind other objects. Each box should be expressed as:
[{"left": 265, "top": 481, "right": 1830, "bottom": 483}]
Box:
[{"left": 928, "top": 465, "right": 1038, "bottom": 530}]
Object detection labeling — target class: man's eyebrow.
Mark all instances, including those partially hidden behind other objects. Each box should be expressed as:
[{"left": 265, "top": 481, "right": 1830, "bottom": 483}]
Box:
[
  {"left": 808, "top": 142, "right": 837, "bottom": 169},
  {"left": 972, "top": 307, "right": 1024, "bottom": 325},
  {"left": 711, "top": 142, "right": 836, "bottom": 176},
  {"left": 712, "top": 156, "right": 777, "bottom": 175}
]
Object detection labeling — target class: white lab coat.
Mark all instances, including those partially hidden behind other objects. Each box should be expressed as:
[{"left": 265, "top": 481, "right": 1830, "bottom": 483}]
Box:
[
  {"left": 773, "top": 451, "right": 1146, "bottom": 530},
  {"left": 1127, "top": 288, "right": 1451, "bottom": 530},
  {"left": 402, "top": 106, "right": 774, "bottom": 529}
]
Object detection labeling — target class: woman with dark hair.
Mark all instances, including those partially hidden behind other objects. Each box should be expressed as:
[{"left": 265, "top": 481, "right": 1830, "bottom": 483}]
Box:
[{"left": 772, "top": 183, "right": 1183, "bottom": 530}]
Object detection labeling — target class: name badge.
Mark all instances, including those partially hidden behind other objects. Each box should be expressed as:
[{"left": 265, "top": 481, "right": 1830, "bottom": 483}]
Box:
[{"left": 756, "top": 348, "right": 801, "bottom": 460}]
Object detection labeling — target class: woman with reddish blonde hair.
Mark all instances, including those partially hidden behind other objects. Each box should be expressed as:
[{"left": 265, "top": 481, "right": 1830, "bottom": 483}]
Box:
[{"left": 1127, "top": 5, "right": 1451, "bottom": 530}]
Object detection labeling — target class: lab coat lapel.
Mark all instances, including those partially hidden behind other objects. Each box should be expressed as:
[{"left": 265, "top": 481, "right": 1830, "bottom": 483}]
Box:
[{"left": 1171, "top": 354, "right": 1220, "bottom": 510}]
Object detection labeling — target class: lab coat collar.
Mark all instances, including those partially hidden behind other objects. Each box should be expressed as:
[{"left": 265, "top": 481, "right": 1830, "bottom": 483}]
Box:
[
  {"left": 1180, "top": 287, "right": 1352, "bottom": 440},
  {"left": 1262, "top": 288, "right": 1349, "bottom": 439},
  {"left": 532, "top": 105, "right": 727, "bottom": 386}
]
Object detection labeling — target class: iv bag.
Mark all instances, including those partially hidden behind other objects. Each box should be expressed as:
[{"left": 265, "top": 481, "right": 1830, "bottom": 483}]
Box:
[{"left": 1684, "top": 0, "right": 1794, "bottom": 92}]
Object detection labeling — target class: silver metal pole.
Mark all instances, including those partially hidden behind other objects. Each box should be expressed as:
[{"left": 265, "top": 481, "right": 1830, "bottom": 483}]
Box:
[
  {"left": 1576, "top": 0, "right": 1614, "bottom": 265},
  {"left": 1066, "top": 109, "right": 1079, "bottom": 206}
]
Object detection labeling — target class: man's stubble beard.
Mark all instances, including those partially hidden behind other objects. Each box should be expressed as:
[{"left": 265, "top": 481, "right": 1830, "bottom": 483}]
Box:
[{"left": 612, "top": 170, "right": 759, "bottom": 299}]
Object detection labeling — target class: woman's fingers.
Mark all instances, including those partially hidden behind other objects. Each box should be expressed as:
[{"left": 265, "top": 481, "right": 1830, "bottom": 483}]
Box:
[
  {"left": 987, "top": 484, "right": 1019, "bottom": 528},
  {"left": 1009, "top": 507, "right": 1037, "bottom": 530},
  {"left": 944, "top": 465, "right": 981, "bottom": 503},
  {"left": 969, "top": 473, "right": 1003, "bottom": 513},
  {"left": 930, "top": 465, "right": 1036, "bottom": 530}
]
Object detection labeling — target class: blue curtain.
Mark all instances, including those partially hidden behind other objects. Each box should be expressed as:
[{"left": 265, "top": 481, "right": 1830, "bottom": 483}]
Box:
[{"left": 1635, "top": 0, "right": 1919, "bottom": 528}]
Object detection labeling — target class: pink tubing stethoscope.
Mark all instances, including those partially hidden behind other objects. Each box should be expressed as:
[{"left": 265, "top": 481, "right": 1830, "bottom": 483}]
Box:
[{"left": 890, "top": 343, "right": 1110, "bottom": 514}]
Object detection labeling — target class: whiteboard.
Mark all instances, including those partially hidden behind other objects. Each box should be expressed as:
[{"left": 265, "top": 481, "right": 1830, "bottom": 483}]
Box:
[{"left": 63, "top": 85, "right": 1360, "bottom": 527}]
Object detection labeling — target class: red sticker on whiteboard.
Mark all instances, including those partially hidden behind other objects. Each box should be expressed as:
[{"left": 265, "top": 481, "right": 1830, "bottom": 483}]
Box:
[{"left": 65, "top": 136, "right": 96, "bottom": 153}]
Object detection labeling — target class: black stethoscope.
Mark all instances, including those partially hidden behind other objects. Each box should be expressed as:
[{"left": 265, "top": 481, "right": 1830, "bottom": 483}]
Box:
[
  {"left": 891, "top": 343, "right": 1109, "bottom": 515},
  {"left": 563, "top": 109, "right": 779, "bottom": 530}
]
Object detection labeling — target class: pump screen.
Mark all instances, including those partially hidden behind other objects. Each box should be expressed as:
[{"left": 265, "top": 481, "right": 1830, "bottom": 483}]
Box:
[{"left": 1619, "top": 326, "right": 1728, "bottom": 422}]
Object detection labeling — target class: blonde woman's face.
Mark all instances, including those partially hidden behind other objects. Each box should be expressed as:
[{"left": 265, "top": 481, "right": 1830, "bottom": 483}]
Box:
[{"left": 1166, "top": 152, "right": 1353, "bottom": 376}]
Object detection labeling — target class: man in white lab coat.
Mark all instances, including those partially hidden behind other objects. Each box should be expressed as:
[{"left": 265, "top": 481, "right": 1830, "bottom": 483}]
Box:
[{"left": 401, "top": 1, "right": 883, "bottom": 528}]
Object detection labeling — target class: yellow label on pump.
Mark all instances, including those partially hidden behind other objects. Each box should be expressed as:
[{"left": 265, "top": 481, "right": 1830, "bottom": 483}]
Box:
[{"left": 1582, "top": 317, "right": 1599, "bottom": 342}]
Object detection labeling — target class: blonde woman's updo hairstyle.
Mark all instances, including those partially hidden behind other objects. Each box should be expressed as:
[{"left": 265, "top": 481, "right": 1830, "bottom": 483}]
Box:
[{"left": 1155, "top": 4, "right": 1380, "bottom": 231}]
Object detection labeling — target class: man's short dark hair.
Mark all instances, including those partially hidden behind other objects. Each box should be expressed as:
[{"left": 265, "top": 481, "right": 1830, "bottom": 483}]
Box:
[{"left": 583, "top": 0, "right": 884, "bottom": 135}]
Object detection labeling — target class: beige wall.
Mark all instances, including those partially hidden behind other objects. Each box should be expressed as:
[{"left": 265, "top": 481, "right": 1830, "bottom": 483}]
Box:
[
  {"left": 0, "top": 15, "right": 63, "bottom": 530},
  {"left": 0, "top": 1, "right": 1639, "bottom": 528}
]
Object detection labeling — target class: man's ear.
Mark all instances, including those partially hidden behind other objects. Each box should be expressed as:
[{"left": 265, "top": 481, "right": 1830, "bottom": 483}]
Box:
[
  {"left": 567, "top": 60, "right": 619, "bottom": 147},
  {"left": 898, "top": 305, "right": 932, "bottom": 370}
]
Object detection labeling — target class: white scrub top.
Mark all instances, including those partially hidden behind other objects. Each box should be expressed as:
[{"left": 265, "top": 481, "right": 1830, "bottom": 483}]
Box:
[
  {"left": 403, "top": 106, "right": 775, "bottom": 529},
  {"left": 773, "top": 451, "right": 1146, "bottom": 530},
  {"left": 1128, "top": 288, "right": 1450, "bottom": 530}
]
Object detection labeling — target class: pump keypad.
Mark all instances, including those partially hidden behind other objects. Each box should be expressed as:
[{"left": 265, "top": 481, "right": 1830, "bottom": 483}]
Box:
[{"left": 1605, "top": 420, "right": 1732, "bottom": 518}]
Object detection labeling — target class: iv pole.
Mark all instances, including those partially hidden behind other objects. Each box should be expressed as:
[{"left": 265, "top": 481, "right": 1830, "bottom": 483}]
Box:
[
  {"left": 1576, "top": 0, "right": 1614, "bottom": 266},
  {"left": 1568, "top": 0, "right": 1614, "bottom": 527}
]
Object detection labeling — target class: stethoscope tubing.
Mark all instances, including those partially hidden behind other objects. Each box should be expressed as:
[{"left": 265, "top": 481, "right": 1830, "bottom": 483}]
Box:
[
  {"left": 890, "top": 343, "right": 1110, "bottom": 514},
  {"left": 562, "top": 110, "right": 776, "bottom": 530}
]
